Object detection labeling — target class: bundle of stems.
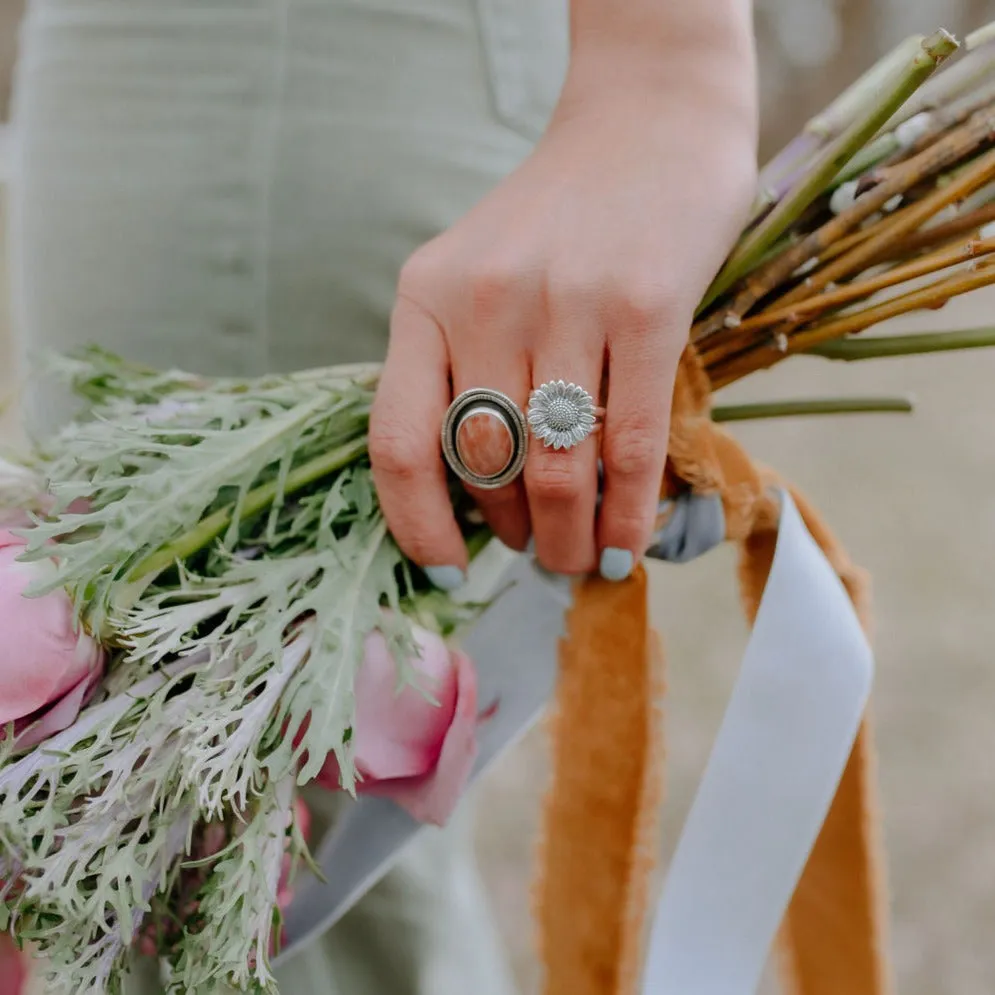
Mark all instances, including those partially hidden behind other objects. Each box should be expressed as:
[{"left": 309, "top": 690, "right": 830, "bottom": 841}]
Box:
[{"left": 697, "top": 24, "right": 995, "bottom": 420}]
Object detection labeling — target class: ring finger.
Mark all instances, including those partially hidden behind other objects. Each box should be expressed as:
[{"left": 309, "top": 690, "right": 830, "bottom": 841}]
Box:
[{"left": 449, "top": 361, "right": 533, "bottom": 552}]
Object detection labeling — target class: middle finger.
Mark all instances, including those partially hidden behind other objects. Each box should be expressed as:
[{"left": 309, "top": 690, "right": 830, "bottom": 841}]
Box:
[{"left": 525, "top": 319, "right": 604, "bottom": 575}]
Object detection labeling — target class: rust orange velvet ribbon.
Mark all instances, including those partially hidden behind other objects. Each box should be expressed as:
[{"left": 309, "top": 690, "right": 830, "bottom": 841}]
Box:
[{"left": 534, "top": 346, "right": 891, "bottom": 995}]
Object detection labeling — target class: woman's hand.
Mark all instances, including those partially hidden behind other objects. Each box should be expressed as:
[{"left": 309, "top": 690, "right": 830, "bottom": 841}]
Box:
[{"left": 370, "top": 2, "right": 758, "bottom": 586}]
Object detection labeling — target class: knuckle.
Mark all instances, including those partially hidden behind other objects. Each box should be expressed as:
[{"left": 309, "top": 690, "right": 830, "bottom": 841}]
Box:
[
  {"left": 396, "top": 242, "right": 448, "bottom": 300},
  {"left": 546, "top": 264, "right": 685, "bottom": 336},
  {"left": 533, "top": 529, "right": 596, "bottom": 575},
  {"left": 368, "top": 422, "right": 431, "bottom": 481},
  {"left": 611, "top": 276, "right": 683, "bottom": 335},
  {"left": 470, "top": 269, "right": 516, "bottom": 323},
  {"left": 545, "top": 263, "right": 601, "bottom": 315},
  {"left": 468, "top": 482, "right": 520, "bottom": 510},
  {"left": 467, "top": 256, "right": 534, "bottom": 324},
  {"left": 603, "top": 421, "right": 663, "bottom": 479},
  {"left": 539, "top": 551, "right": 590, "bottom": 576},
  {"left": 526, "top": 458, "right": 588, "bottom": 504},
  {"left": 397, "top": 531, "right": 439, "bottom": 566},
  {"left": 606, "top": 505, "right": 655, "bottom": 544}
]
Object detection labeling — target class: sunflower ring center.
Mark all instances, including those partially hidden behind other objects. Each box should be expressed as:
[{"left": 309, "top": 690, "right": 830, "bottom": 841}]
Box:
[{"left": 546, "top": 397, "right": 579, "bottom": 431}]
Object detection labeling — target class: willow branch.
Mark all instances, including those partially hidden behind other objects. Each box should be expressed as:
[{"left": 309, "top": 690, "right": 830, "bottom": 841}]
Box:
[
  {"left": 753, "top": 34, "right": 927, "bottom": 220},
  {"left": 699, "top": 30, "right": 958, "bottom": 313},
  {"left": 896, "top": 78, "right": 995, "bottom": 162},
  {"left": 871, "top": 200, "right": 995, "bottom": 259},
  {"left": 885, "top": 33, "right": 995, "bottom": 131},
  {"left": 705, "top": 235, "right": 995, "bottom": 350},
  {"left": 694, "top": 93, "right": 995, "bottom": 343},
  {"left": 708, "top": 261, "right": 995, "bottom": 388},
  {"left": 771, "top": 146, "right": 995, "bottom": 312}
]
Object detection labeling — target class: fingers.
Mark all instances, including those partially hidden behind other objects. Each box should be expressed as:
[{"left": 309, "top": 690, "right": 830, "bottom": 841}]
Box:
[
  {"left": 369, "top": 294, "right": 467, "bottom": 588},
  {"left": 525, "top": 312, "right": 604, "bottom": 576},
  {"left": 450, "top": 269, "right": 534, "bottom": 553},
  {"left": 375, "top": 249, "right": 680, "bottom": 588},
  {"left": 597, "top": 296, "right": 680, "bottom": 581},
  {"left": 455, "top": 401, "right": 533, "bottom": 552}
]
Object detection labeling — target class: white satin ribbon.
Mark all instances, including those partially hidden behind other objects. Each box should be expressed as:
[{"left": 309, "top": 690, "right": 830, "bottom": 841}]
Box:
[{"left": 642, "top": 490, "right": 874, "bottom": 994}]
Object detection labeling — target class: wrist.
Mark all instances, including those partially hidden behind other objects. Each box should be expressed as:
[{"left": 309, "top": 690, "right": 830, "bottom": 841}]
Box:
[
  {"left": 569, "top": 0, "right": 754, "bottom": 68},
  {"left": 562, "top": 0, "right": 758, "bottom": 135}
]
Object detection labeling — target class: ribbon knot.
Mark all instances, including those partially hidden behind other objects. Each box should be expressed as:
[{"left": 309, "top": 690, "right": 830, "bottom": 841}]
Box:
[{"left": 647, "top": 492, "right": 725, "bottom": 564}]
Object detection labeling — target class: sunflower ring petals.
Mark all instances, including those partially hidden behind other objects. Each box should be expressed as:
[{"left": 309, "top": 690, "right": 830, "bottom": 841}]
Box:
[{"left": 527, "top": 380, "right": 604, "bottom": 451}]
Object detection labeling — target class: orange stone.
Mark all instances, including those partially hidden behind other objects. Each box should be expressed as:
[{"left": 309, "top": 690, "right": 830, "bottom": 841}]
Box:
[{"left": 456, "top": 406, "right": 514, "bottom": 479}]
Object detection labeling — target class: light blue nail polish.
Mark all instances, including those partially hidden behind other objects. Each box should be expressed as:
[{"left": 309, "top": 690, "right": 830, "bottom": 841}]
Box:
[
  {"left": 424, "top": 565, "right": 466, "bottom": 591},
  {"left": 600, "top": 547, "right": 634, "bottom": 582}
]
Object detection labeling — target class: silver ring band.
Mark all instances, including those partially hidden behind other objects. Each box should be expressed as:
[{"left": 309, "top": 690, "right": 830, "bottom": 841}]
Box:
[
  {"left": 527, "top": 380, "right": 604, "bottom": 451},
  {"left": 441, "top": 387, "right": 529, "bottom": 490}
]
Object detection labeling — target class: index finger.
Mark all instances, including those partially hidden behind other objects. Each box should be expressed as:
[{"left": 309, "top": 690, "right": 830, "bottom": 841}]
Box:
[{"left": 369, "top": 296, "right": 468, "bottom": 587}]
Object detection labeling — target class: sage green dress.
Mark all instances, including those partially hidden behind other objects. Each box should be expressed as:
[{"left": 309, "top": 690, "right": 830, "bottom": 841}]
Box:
[{"left": 6, "top": 1, "right": 568, "bottom": 992}]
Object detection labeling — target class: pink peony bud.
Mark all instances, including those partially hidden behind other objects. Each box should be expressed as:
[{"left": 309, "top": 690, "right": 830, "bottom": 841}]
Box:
[
  {"left": 315, "top": 625, "right": 479, "bottom": 826},
  {"left": 0, "top": 530, "right": 105, "bottom": 749},
  {"left": 0, "top": 934, "right": 28, "bottom": 995}
]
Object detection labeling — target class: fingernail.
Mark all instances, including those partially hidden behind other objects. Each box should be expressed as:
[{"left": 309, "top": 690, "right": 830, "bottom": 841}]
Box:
[
  {"left": 599, "top": 547, "right": 633, "bottom": 582},
  {"left": 424, "top": 565, "right": 467, "bottom": 591}
]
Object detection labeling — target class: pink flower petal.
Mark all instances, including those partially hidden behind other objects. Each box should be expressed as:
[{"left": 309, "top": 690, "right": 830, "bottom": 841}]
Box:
[
  {"left": 12, "top": 662, "right": 103, "bottom": 750},
  {"left": 0, "top": 530, "right": 24, "bottom": 550},
  {"left": 0, "top": 513, "right": 32, "bottom": 532},
  {"left": 350, "top": 627, "right": 458, "bottom": 780},
  {"left": 0, "top": 531, "right": 105, "bottom": 736},
  {"left": 0, "top": 934, "right": 28, "bottom": 995},
  {"left": 311, "top": 624, "right": 481, "bottom": 827},
  {"left": 364, "top": 651, "right": 479, "bottom": 826}
]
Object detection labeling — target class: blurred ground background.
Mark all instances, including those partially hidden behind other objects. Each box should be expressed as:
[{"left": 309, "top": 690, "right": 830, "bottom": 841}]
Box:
[{"left": 4, "top": 1, "right": 995, "bottom": 992}]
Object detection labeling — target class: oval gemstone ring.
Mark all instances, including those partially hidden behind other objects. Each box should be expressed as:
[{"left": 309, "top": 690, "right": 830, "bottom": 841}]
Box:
[
  {"left": 527, "top": 380, "right": 605, "bottom": 451},
  {"left": 441, "top": 387, "right": 529, "bottom": 490}
]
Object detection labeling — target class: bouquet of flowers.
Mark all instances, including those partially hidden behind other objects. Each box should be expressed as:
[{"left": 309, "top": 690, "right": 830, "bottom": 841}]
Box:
[
  {"left": 0, "top": 358, "right": 487, "bottom": 993},
  {"left": 4, "top": 21, "right": 995, "bottom": 995}
]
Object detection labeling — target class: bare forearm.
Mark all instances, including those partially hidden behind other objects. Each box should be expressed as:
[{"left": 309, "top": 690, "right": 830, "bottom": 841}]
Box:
[
  {"left": 570, "top": 0, "right": 754, "bottom": 65},
  {"left": 565, "top": 0, "right": 757, "bottom": 127}
]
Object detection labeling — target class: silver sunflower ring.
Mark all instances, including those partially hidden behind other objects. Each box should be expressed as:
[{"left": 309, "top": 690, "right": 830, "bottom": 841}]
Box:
[{"left": 527, "top": 380, "right": 605, "bottom": 451}]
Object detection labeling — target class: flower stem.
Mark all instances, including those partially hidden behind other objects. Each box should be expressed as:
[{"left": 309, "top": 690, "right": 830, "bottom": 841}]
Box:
[
  {"left": 808, "top": 326, "right": 995, "bottom": 360},
  {"left": 711, "top": 396, "right": 913, "bottom": 422},
  {"left": 128, "top": 436, "right": 369, "bottom": 583}
]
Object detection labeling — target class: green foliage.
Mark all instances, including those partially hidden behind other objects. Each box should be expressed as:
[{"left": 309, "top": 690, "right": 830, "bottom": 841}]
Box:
[{"left": 0, "top": 350, "right": 478, "bottom": 993}]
